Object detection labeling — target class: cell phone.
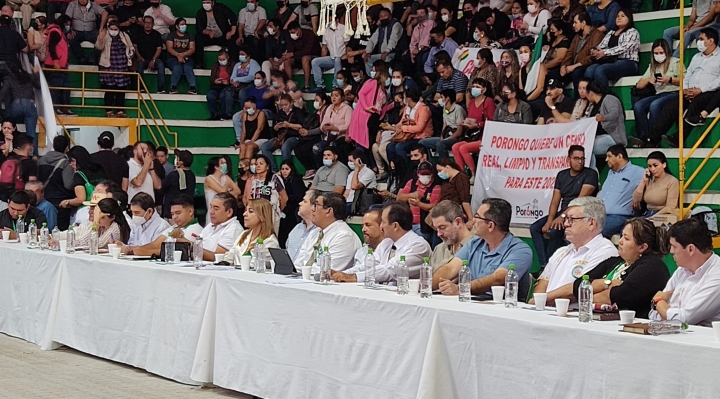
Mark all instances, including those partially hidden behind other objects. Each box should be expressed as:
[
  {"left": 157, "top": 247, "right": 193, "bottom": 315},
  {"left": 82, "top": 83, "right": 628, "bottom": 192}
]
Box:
[{"left": 654, "top": 73, "right": 662, "bottom": 79}]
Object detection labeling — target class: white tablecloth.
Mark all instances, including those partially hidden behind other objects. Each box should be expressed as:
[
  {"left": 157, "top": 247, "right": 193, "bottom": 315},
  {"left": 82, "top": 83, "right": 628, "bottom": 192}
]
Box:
[{"left": 2, "top": 242, "right": 720, "bottom": 398}]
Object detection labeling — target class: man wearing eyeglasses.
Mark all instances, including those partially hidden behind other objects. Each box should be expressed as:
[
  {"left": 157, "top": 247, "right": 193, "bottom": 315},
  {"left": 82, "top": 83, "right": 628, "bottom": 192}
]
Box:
[
  {"left": 530, "top": 197, "right": 617, "bottom": 306},
  {"left": 530, "top": 145, "right": 598, "bottom": 269},
  {"left": 431, "top": 198, "right": 533, "bottom": 300}
]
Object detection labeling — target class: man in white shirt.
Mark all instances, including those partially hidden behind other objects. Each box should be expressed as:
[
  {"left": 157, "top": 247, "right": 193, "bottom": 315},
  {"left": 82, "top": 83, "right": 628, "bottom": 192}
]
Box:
[
  {"left": 122, "top": 192, "right": 170, "bottom": 249},
  {"left": 128, "top": 142, "right": 161, "bottom": 202},
  {"left": 144, "top": 0, "right": 175, "bottom": 40},
  {"left": 531, "top": 197, "right": 618, "bottom": 305},
  {"left": 131, "top": 195, "right": 203, "bottom": 256},
  {"left": 650, "top": 218, "right": 720, "bottom": 326},
  {"left": 310, "top": 9, "right": 348, "bottom": 92},
  {"left": 236, "top": 0, "right": 266, "bottom": 58},
  {"left": 199, "top": 192, "right": 244, "bottom": 261},
  {"left": 344, "top": 150, "right": 377, "bottom": 216},
  {"left": 286, "top": 190, "right": 320, "bottom": 262},
  {"left": 332, "top": 208, "right": 385, "bottom": 281},
  {"left": 294, "top": 192, "right": 361, "bottom": 272},
  {"left": 336, "top": 202, "right": 430, "bottom": 283}
]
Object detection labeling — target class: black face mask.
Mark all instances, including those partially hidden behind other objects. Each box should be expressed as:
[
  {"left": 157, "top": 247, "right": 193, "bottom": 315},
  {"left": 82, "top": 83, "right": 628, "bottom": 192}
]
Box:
[
  {"left": 464, "top": 12, "right": 474, "bottom": 19},
  {"left": 277, "top": 1, "right": 285, "bottom": 8},
  {"left": 301, "top": 1, "right": 310, "bottom": 7},
  {"left": 500, "top": 94, "right": 510, "bottom": 103},
  {"left": 411, "top": 160, "right": 420, "bottom": 167},
  {"left": 379, "top": 19, "right": 390, "bottom": 27},
  {"left": 151, "top": 2, "right": 160, "bottom": 7}
]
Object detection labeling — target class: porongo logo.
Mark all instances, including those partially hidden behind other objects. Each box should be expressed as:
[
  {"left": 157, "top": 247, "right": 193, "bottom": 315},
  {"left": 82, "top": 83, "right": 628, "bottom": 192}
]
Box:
[{"left": 516, "top": 199, "right": 544, "bottom": 219}]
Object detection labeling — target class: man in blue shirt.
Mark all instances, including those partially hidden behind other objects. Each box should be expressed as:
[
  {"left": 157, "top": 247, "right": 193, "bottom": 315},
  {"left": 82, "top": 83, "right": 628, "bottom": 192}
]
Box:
[
  {"left": 432, "top": 198, "right": 533, "bottom": 301},
  {"left": 597, "top": 145, "right": 645, "bottom": 238},
  {"left": 26, "top": 181, "right": 58, "bottom": 231}
]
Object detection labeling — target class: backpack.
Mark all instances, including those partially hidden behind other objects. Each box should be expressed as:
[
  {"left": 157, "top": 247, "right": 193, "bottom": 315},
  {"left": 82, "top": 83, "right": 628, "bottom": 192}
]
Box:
[{"left": 0, "top": 158, "right": 24, "bottom": 191}]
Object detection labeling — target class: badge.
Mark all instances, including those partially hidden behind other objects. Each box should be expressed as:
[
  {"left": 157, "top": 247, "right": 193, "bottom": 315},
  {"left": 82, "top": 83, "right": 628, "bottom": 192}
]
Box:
[{"left": 571, "top": 265, "right": 584, "bottom": 279}]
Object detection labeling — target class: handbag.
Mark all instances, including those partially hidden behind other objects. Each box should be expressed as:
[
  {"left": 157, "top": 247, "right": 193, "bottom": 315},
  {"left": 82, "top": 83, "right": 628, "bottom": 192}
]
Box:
[
  {"left": 351, "top": 187, "right": 382, "bottom": 216},
  {"left": 594, "top": 55, "right": 618, "bottom": 65},
  {"left": 630, "top": 84, "right": 656, "bottom": 99},
  {"left": 272, "top": 109, "right": 294, "bottom": 150},
  {"left": 76, "top": 171, "right": 95, "bottom": 201}
]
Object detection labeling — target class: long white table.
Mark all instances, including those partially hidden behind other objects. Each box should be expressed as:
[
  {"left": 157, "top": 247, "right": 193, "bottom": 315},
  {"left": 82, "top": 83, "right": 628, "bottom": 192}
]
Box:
[{"left": 2, "top": 241, "right": 719, "bottom": 398}]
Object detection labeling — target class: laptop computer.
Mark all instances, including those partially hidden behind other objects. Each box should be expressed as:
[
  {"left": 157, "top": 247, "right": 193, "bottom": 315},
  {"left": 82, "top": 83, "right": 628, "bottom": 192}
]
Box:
[{"left": 268, "top": 248, "right": 301, "bottom": 276}]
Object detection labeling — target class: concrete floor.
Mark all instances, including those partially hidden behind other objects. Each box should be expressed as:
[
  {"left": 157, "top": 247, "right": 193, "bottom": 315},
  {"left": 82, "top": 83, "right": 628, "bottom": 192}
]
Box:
[{"left": 0, "top": 333, "right": 253, "bottom": 399}]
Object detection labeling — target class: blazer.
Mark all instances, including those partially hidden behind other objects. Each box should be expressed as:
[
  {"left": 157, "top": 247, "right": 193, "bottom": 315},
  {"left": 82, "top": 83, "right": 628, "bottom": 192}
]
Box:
[
  {"left": 561, "top": 28, "right": 605, "bottom": 68},
  {"left": 195, "top": 2, "right": 238, "bottom": 35}
]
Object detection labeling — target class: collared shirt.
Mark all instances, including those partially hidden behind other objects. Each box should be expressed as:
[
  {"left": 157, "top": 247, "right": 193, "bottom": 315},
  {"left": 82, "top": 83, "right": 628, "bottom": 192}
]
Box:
[
  {"left": 322, "top": 23, "right": 348, "bottom": 58},
  {"left": 199, "top": 218, "right": 244, "bottom": 252},
  {"left": 161, "top": 222, "right": 203, "bottom": 242},
  {"left": 295, "top": 220, "right": 361, "bottom": 272},
  {"left": 540, "top": 234, "right": 618, "bottom": 292},
  {"left": 127, "top": 212, "right": 170, "bottom": 246},
  {"left": 143, "top": 4, "right": 175, "bottom": 35},
  {"left": 311, "top": 162, "right": 350, "bottom": 192},
  {"left": 66, "top": 0, "right": 105, "bottom": 32},
  {"left": 436, "top": 68, "right": 469, "bottom": 95},
  {"left": 650, "top": 254, "right": 720, "bottom": 326},
  {"left": 238, "top": 6, "right": 267, "bottom": 36},
  {"left": 456, "top": 233, "right": 533, "bottom": 284},
  {"left": 287, "top": 222, "right": 318, "bottom": 262},
  {"left": 347, "top": 231, "right": 431, "bottom": 283},
  {"left": 597, "top": 161, "right": 645, "bottom": 215},
  {"left": 35, "top": 199, "right": 58, "bottom": 231},
  {"left": 429, "top": 231, "right": 474, "bottom": 272},
  {"left": 409, "top": 19, "right": 435, "bottom": 51},
  {"left": 685, "top": 47, "right": 720, "bottom": 93},
  {"left": 423, "top": 37, "right": 458, "bottom": 73}
]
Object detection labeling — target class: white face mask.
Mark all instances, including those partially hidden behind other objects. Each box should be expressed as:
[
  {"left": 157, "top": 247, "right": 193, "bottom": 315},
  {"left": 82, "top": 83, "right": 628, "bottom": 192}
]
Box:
[
  {"left": 519, "top": 53, "right": 530, "bottom": 64},
  {"left": 392, "top": 78, "right": 402, "bottom": 87},
  {"left": 697, "top": 39, "right": 707, "bottom": 53},
  {"left": 202, "top": 3, "right": 212, "bottom": 11},
  {"left": 109, "top": 29, "right": 119, "bottom": 37},
  {"left": 441, "top": 14, "right": 449, "bottom": 22},
  {"left": 418, "top": 176, "right": 432, "bottom": 185},
  {"left": 654, "top": 54, "right": 666, "bottom": 63},
  {"left": 527, "top": 4, "right": 537, "bottom": 13},
  {"left": 267, "top": 27, "right": 275, "bottom": 35},
  {"left": 132, "top": 210, "right": 148, "bottom": 226},
  {"left": 254, "top": 78, "right": 263, "bottom": 86},
  {"left": 313, "top": 100, "right": 320, "bottom": 109},
  {"left": 290, "top": 33, "right": 299, "bottom": 40}
]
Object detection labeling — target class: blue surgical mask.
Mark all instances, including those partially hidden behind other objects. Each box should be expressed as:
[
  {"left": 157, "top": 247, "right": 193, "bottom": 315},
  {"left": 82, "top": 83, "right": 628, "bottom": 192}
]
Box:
[
  {"left": 471, "top": 87, "right": 482, "bottom": 97},
  {"left": 353, "top": 76, "right": 362, "bottom": 83},
  {"left": 323, "top": 159, "right": 333, "bottom": 167},
  {"left": 246, "top": 108, "right": 255, "bottom": 115},
  {"left": 438, "top": 99, "right": 445, "bottom": 108},
  {"left": 272, "top": 81, "right": 279, "bottom": 88},
  {"left": 250, "top": 165, "right": 256, "bottom": 173},
  {"left": 347, "top": 162, "right": 356, "bottom": 170},
  {"left": 179, "top": 25, "right": 187, "bottom": 33},
  {"left": 473, "top": 32, "right": 479, "bottom": 42},
  {"left": 369, "top": 71, "right": 376, "bottom": 78},
  {"left": 438, "top": 172, "right": 449, "bottom": 180},
  {"left": 352, "top": 102, "right": 357, "bottom": 109},
  {"left": 219, "top": 60, "right": 228, "bottom": 66},
  {"left": 385, "top": 77, "right": 391, "bottom": 86},
  {"left": 239, "top": 55, "right": 247, "bottom": 62},
  {"left": 220, "top": 164, "right": 228, "bottom": 174},
  {"left": 336, "top": 78, "right": 345, "bottom": 86}
]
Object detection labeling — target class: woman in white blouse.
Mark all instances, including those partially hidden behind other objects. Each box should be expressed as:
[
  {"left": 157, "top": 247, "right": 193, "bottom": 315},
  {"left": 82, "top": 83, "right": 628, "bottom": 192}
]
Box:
[
  {"left": 584, "top": 9, "right": 640, "bottom": 86},
  {"left": 515, "top": 0, "right": 551, "bottom": 47},
  {"left": 224, "top": 198, "right": 280, "bottom": 266}
]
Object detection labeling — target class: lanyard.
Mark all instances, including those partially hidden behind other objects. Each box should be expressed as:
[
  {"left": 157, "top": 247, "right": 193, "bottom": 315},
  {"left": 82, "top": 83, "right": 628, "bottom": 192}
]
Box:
[{"left": 603, "top": 261, "right": 626, "bottom": 281}]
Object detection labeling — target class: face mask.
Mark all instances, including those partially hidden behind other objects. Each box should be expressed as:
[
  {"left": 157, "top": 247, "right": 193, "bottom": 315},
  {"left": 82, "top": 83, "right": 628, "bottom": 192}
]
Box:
[
  {"left": 301, "top": 1, "right": 310, "bottom": 7},
  {"left": 336, "top": 78, "right": 345, "bottom": 86},
  {"left": 272, "top": 81, "right": 279, "bottom": 88},
  {"left": 219, "top": 60, "right": 227, "bottom": 66},
  {"left": 438, "top": 172, "right": 449, "bottom": 180},
  {"left": 132, "top": 210, "right": 148, "bottom": 226},
  {"left": 473, "top": 32, "right": 480, "bottom": 42},
  {"left": 323, "top": 159, "right": 333, "bottom": 167},
  {"left": 512, "top": 13, "right": 522, "bottom": 20},
  {"left": 418, "top": 175, "right": 431, "bottom": 185},
  {"left": 380, "top": 19, "right": 390, "bottom": 27},
  {"left": 471, "top": 87, "right": 482, "bottom": 97},
  {"left": 441, "top": 14, "right": 449, "bottom": 22},
  {"left": 464, "top": 12, "right": 473, "bottom": 19},
  {"left": 501, "top": 94, "right": 510, "bottom": 103},
  {"left": 352, "top": 102, "right": 357, "bottom": 109},
  {"left": 313, "top": 100, "right": 320, "bottom": 109},
  {"left": 403, "top": 99, "right": 408, "bottom": 106},
  {"left": 151, "top": 2, "right": 160, "bottom": 8},
  {"left": 392, "top": 78, "right": 402, "bottom": 87},
  {"left": 369, "top": 71, "right": 377, "bottom": 78},
  {"left": 239, "top": 55, "right": 247, "bottom": 63},
  {"left": 385, "top": 77, "right": 391, "bottom": 86},
  {"left": 697, "top": 40, "right": 707, "bottom": 53},
  {"left": 654, "top": 54, "right": 667, "bottom": 63},
  {"left": 428, "top": 12, "right": 435, "bottom": 20},
  {"left": 220, "top": 164, "right": 228, "bottom": 174},
  {"left": 254, "top": 78, "right": 262, "bottom": 86},
  {"left": 388, "top": 68, "right": 393, "bottom": 75},
  {"left": 64, "top": 25, "right": 71, "bottom": 32},
  {"left": 267, "top": 27, "right": 275, "bottom": 35},
  {"left": 519, "top": 53, "right": 530, "bottom": 64},
  {"left": 109, "top": 30, "right": 119, "bottom": 37},
  {"left": 178, "top": 25, "right": 187, "bottom": 33},
  {"left": 290, "top": 33, "right": 299, "bottom": 40},
  {"left": 438, "top": 99, "right": 445, "bottom": 108},
  {"left": 277, "top": 1, "right": 285, "bottom": 7},
  {"left": 411, "top": 160, "right": 421, "bottom": 167},
  {"left": 527, "top": 4, "right": 537, "bottom": 13},
  {"left": 247, "top": 108, "right": 256, "bottom": 115},
  {"left": 202, "top": 3, "right": 212, "bottom": 11},
  {"left": 353, "top": 76, "right": 362, "bottom": 83},
  {"left": 247, "top": 3, "right": 256, "bottom": 11},
  {"left": 347, "top": 162, "right": 356, "bottom": 170},
  {"left": 250, "top": 165, "right": 256, "bottom": 173},
  {"left": 417, "top": 15, "right": 425, "bottom": 22}
]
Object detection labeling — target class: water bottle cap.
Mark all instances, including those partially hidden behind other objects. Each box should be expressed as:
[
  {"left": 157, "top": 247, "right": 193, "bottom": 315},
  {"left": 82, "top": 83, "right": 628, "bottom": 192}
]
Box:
[
  {"left": 323, "top": 246, "right": 328, "bottom": 251},
  {"left": 91, "top": 225, "right": 97, "bottom": 231},
  {"left": 462, "top": 260, "right": 468, "bottom": 265},
  {"left": 582, "top": 274, "right": 589, "bottom": 280},
  {"left": 31, "top": 219, "right": 35, "bottom": 223},
  {"left": 42, "top": 222, "right": 47, "bottom": 226},
  {"left": 508, "top": 264, "right": 515, "bottom": 270},
  {"left": 367, "top": 248, "right": 373, "bottom": 254},
  {"left": 400, "top": 255, "right": 405, "bottom": 261},
  {"left": 423, "top": 257, "right": 429, "bottom": 262},
  {"left": 257, "top": 238, "right": 264, "bottom": 244},
  {"left": 68, "top": 226, "right": 73, "bottom": 230}
]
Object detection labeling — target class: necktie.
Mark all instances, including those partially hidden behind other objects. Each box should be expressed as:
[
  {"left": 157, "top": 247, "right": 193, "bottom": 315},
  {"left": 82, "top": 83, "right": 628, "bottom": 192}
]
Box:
[
  {"left": 388, "top": 245, "right": 396, "bottom": 262},
  {"left": 305, "top": 230, "right": 325, "bottom": 266}
]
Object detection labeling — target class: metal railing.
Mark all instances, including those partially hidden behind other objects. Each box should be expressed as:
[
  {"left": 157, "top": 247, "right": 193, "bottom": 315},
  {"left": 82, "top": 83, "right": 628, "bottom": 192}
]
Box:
[{"left": 43, "top": 68, "right": 178, "bottom": 149}]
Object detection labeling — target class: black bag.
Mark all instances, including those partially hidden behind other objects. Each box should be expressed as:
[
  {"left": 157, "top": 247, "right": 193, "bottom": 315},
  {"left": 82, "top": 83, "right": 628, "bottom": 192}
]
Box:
[
  {"left": 351, "top": 187, "right": 382, "bottom": 216},
  {"left": 159, "top": 241, "right": 191, "bottom": 261},
  {"left": 630, "top": 84, "right": 656, "bottom": 99}
]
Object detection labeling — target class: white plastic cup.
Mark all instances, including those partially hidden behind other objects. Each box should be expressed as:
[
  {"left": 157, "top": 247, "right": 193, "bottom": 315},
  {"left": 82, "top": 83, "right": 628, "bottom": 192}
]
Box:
[
  {"left": 713, "top": 321, "right": 720, "bottom": 342},
  {"left": 491, "top": 286, "right": 505, "bottom": 303},
  {"left": 110, "top": 247, "right": 121, "bottom": 259},
  {"left": 240, "top": 255, "right": 252, "bottom": 271},
  {"left": 1, "top": 230, "right": 9, "bottom": 241},
  {"left": 214, "top": 254, "right": 224, "bottom": 263},
  {"left": 19, "top": 232, "right": 28, "bottom": 244},
  {"left": 619, "top": 310, "right": 636, "bottom": 325},
  {"left": 534, "top": 293, "right": 548, "bottom": 311},
  {"left": 58, "top": 240, "right": 68, "bottom": 253},
  {"left": 107, "top": 243, "right": 118, "bottom": 252},
  {"left": 409, "top": 279, "right": 420, "bottom": 295},
  {"left": 301, "top": 265, "right": 312, "bottom": 280},
  {"left": 174, "top": 250, "right": 183, "bottom": 262},
  {"left": 555, "top": 298, "right": 571, "bottom": 317}
]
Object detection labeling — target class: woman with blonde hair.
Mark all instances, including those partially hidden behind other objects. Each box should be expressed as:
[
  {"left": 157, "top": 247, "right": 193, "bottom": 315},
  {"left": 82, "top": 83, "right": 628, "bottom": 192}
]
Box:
[{"left": 224, "top": 198, "right": 280, "bottom": 266}]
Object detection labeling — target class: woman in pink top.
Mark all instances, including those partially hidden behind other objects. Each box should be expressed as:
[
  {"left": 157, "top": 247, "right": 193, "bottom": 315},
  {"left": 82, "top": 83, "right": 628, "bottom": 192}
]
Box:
[
  {"left": 313, "top": 88, "right": 353, "bottom": 166},
  {"left": 452, "top": 78, "right": 496, "bottom": 182},
  {"left": 347, "top": 60, "right": 390, "bottom": 149}
]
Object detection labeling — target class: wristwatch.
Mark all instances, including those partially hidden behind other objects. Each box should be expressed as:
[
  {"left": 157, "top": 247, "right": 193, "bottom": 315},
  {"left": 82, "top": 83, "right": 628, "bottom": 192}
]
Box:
[
  {"left": 603, "top": 279, "right": 612, "bottom": 289},
  {"left": 650, "top": 297, "right": 665, "bottom": 311},
  {"left": 550, "top": 105, "right": 557, "bottom": 111}
]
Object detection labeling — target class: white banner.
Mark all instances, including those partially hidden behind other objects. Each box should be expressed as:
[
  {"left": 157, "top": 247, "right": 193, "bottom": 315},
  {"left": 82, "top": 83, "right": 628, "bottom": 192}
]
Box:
[
  {"left": 471, "top": 119, "right": 598, "bottom": 226},
  {"left": 34, "top": 57, "right": 58, "bottom": 146}
]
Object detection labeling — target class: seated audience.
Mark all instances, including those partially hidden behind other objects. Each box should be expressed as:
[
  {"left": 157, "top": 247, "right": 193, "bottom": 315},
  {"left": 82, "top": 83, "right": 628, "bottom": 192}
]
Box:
[
  {"left": 0, "top": 190, "right": 47, "bottom": 237},
  {"left": 244, "top": 155, "right": 287, "bottom": 235},
  {"left": 663, "top": 0, "right": 717, "bottom": 58},
  {"left": 387, "top": 88, "right": 433, "bottom": 163},
  {"left": 424, "top": 26, "right": 459, "bottom": 76},
  {"left": 344, "top": 151, "right": 377, "bottom": 215},
  {"left": 144, "top": 0, "right": 175, "bottom": 40},
  {"left": 281, "top": 21, "right": 320, "bottom": 91},
  {"left": 230, "top": 46, "right": 261, "bottom": 102},
  {"left": 536, "top": 79, "right": 575, "bottom": 124},
  {"left": 166, "top": 18, "right": 197, "bottom": 95},
  {"left": 193, "top": 0, "right": 238, "bottom": 69},
  {"left": 123, "top": 192, "right": 170, "bottom": 248},
  {"left": 432, "top": 198, "right": 533, "bottom": 300},
  {"left": 310, "top": 9, "right": 348, "bottom": 92},
  {"left": 650, "top": 218, "right": 720, "bottom": 326},
  {"left": 260, "top": 94, "right": 307, "bottom": 173},
  {"left": 632, "top": 151, "right": 679, "bottom": 217},
  {"left": 266, "top": 70, "right": 304, "bottom": 109},
  {"left": 77, "top": 198, "right": 131, "bottom": 249},
  {"left": 598, "top": 145, "right": 645, "bottom": 237},
  {"left": 310, "top": 148, "right": 349, "bottom": 195},
  {"left": 568, "top": 78, "right": 591, "bottom": 120},
  {"left": 531, "top": 197, "right": 618, "bottom": 304},
  {"left": 65, "top": 0, "right": 108, "bottom": 65},
  {"left": 436, "top": 159, "right": 472, "bottom": 227},
  {"left": 237, "top": 72, "right": 273, "bottom": 120},
  {"left": 235, "top": 97, "right": 270, "bottom": 160},
  {"left": 198, "top": 192, "right": 245, "bottom": 261},
  {"left": 286, "top": 190, "right": 320, "bottom": 262},
  {"left": 586, "top": 0, "right": 620, "bottom": 33},
  {"left": 236, "top": 0, "right": 267, "bottom": 60},
  {"left": 292, "top": 93, "right": 328, "bottom": 177},
  {"left": 429, "top": 200, "right": 474, "bottom": 272},
  {"left": 494, "top": 50, "right": 518, "bottom": 97},
  {"left": 373, "top": 92, "right": 406, "bottom": 180},
  {"left": 434, "top": 59, "right": 469, "bottom": 105},
  {"left": 225, "top": 199, "right": 280, "bottom": 265},
  {"left": 206, "top": 49, "right": 236, "bottom": 121},
  {"left": 336, "top": 202, "right": 431, "bottom": 282},
  {"left": 494, "top": 82, "right": 532, "bottom": 124},
  {"left": 278, "top": 161, "right": 307, "bottom": 246},
  {"left": 293, "top": 0, "right": 318, "bottom": 33},
  {"left": 527, "top": 18, "right": 570, "bottom": 99},
  {"left": 25, "top": 182, "right": 58, "bottom": 231},
  {"left": 1, "top": 134, "right": 38, "bottom": 199},
  {"left": 161, "top": 149, "right": 196, "bottom": 219},
  {"left": 398, "top": 161, "right": 442, "bottom": 245},
  {"left": 561, "top": 12, "right": 604, "bottom": 96},
  {"left": 531, "top": 146, "right": 598, "bottom": 268},
  {"left": 514, "top": 0, "right": 550, "bottom": 48},
  {"left": 309, "top": 88, "right": 353, "bottom": 176},
  {"left": 584, "top": 9, "right": 640, "bottom": 86},
  {"left": 419, "top": 89, "right": 467, "bottom": 160},
  {"left": 453, "top": 78, "right": 496, "bottom": 182},
  {"left": 131, "top": 195, "right": 203, "bottom": 256},
  {"left": 585, "top": 81, "right": 627, "bottom": 168},
  {"left": 552, "top": 0, "right": 583, "bottom": 25},
  {"left": 363, "top": 8, "right": 402, "bottom": 76},
  {"left": 571, "top": 218, "right": 671, "bottom": 319}
]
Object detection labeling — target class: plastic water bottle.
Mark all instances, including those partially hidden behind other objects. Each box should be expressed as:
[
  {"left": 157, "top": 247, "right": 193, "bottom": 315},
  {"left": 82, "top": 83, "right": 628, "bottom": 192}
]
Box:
[
  {"left": 320, "top": 246, "right": 332, "bottom": 284},
  {"left": 504, "top": 265, "right": 519, "bottom": 308},
  {"left": 255, "top": 238, "right": 266, "bottom": 273},
  {"left": 89, "top": 226, "right": 98, "bottom": 255},
  {"left": 420, "top": 257, "right": 432, "bottom": 298},
  {"left": 193, "top": 234, "right": 204, "bottom": 269},
  {"left": 66, "top": 226, "right": 75, "bottom": 254},
  {"left": 364, "top": 248, "right": 375, "bottom": 287},
  {"left": 28, "top": 219, "right": 37, "bottom": 247},
  {"left": 39, "top": 223, "right": 49, "bottom": 250},
  {"left": 396, "top": 255, "right": 409, "bottom": 295},
  {"left": 16, "top": 215, "right": 24, "bottom": 235},
  {"left": 649, "top": 320, "right": 689, "bottom": 335},
  {"left": 164, "top": 233, "right": 176, "bottom": 262},
  {"left": 50, "top": 227, "right": 60, "bottom": 251},
  {"left": 578, "top": 275, "right": 593, "bottom": 323},
  {"left": 458, "top": 260, "right": 471, "bottom": 302}
]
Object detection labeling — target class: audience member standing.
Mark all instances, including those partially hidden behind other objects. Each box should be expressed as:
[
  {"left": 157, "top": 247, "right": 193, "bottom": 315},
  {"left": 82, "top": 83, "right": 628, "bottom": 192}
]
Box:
[
  {"left": 127, "top": 141, "right": 160, "bottom": 202},
  {"left": 161, "top": 149, "right": 196, "bottom": 219},
  {"left": 91, "top": 131, "right": 129, "bottom": 191}
]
